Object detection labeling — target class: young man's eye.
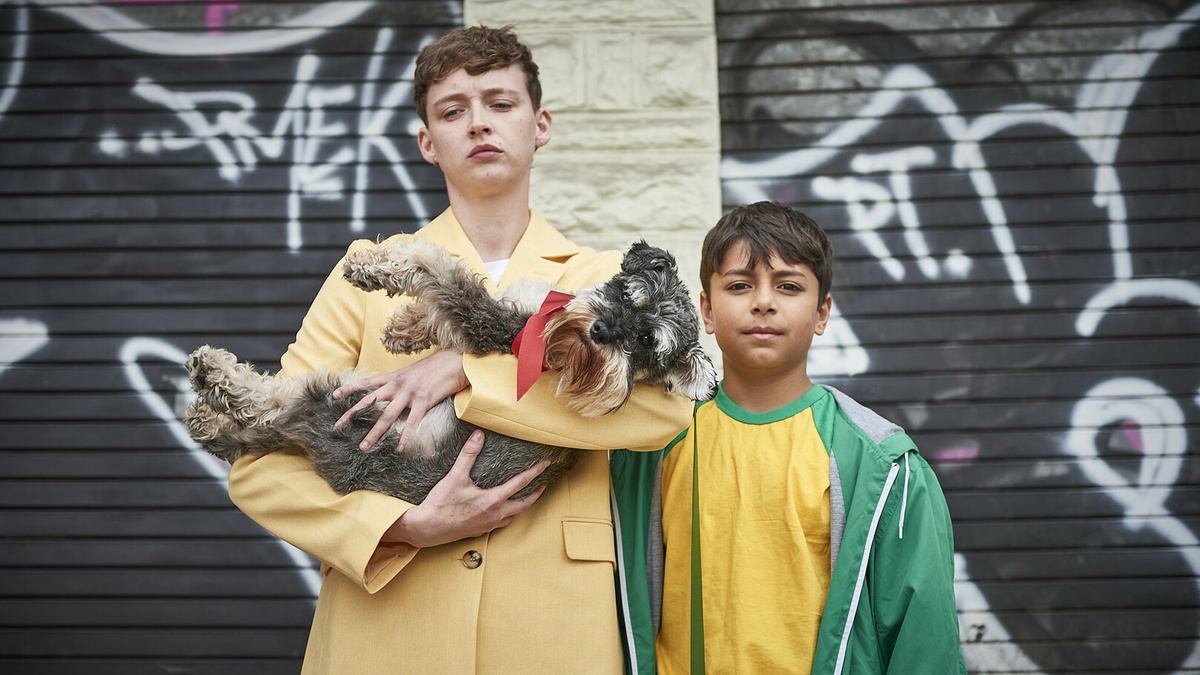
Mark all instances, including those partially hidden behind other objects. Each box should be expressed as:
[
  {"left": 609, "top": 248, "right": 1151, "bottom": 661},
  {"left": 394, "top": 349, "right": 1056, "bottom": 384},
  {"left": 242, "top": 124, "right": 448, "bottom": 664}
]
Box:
[{"left": 442, "top": 108, "right": 463, "bottom": 120}]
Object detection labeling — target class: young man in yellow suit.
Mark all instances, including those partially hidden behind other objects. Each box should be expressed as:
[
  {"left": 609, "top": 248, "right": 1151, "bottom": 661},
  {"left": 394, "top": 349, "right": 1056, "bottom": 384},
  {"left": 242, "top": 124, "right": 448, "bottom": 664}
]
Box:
[{"left": 227, "top": 26, "right": 693, "bottom": 674}]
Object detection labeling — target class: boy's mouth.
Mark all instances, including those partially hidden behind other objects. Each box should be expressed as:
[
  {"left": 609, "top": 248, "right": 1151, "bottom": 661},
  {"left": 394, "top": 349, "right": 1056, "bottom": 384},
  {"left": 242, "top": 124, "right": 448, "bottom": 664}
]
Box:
[{"left": 745, "top": 326, "right": 782, "bottom": 338}]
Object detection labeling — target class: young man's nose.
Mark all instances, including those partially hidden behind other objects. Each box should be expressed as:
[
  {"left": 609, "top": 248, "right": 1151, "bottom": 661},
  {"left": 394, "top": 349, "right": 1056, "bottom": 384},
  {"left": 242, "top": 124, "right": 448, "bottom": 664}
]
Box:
[{"left": 467, "top": 104, "right": 492, "bottom": 136}]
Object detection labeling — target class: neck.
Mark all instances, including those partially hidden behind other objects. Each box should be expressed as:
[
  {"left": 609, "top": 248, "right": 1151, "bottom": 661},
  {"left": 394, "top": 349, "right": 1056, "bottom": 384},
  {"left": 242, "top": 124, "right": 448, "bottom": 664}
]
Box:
[
  {"left": 446, "top": 180, "right": 531, "bottom": 262},
  {"left": 719, "top": 365, "right": 814, "bottom": 414}
]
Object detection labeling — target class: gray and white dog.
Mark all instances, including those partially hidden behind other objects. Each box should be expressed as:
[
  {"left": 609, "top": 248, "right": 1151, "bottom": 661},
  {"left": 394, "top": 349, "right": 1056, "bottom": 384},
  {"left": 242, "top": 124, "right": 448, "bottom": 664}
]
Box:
[{"left": 184, "top": 238, "right": 717, "bottom": 504}]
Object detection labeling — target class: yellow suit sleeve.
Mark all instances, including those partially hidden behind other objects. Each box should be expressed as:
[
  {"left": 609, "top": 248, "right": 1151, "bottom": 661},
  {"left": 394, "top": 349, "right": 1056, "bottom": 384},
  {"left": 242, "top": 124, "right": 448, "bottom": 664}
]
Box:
[
  {"left": 227, "top": 241, "right": 417, "bottom": 593},
  {"left": 457, "top": 355, "right": 693, "bottom": 452},
  {"left": 454, "top": 248, "right": 694, "bottom": 452}
]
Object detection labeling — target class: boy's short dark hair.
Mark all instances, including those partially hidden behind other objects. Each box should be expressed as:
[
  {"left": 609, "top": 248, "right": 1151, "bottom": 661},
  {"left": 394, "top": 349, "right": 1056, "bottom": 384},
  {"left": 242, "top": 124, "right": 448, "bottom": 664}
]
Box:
[
  {"left": 413, "top": 25, "right": 542, "bottom": 124},
  {"left": 700, "top": 201, "right": 833, "bottom": 303}
]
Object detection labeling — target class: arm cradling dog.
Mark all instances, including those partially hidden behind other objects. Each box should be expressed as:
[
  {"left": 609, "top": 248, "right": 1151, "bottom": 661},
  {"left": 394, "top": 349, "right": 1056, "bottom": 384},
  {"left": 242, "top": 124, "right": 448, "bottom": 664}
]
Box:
[{"left": 184, "top": 239, "right": 717, "bottom": 505}]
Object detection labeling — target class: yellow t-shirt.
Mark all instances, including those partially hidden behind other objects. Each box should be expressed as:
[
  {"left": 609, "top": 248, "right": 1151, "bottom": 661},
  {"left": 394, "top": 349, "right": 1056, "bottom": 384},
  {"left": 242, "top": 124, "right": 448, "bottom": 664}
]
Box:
[{"left": 658, "top": 386, "right": 832, "bottom": 674}]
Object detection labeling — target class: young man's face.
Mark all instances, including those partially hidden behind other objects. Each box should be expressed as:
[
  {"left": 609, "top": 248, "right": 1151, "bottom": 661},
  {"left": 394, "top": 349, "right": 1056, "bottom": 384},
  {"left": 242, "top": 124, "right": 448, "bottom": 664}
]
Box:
[
  {"left": 700, "top": 241, "right": 832, "bottom": 384},
  {"left": 417, "top": 64, "right": 551, "bottom": 199}
]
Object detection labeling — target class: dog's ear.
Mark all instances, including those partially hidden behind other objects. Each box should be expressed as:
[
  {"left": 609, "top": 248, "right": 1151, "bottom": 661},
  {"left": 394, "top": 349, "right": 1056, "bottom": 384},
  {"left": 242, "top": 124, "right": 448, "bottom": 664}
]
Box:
[
  {"left": 661, "top": 342, "right": 718, "bottom": 402},
  {"left": 622, "top": 239, "right": 677, "bottom": 274}
]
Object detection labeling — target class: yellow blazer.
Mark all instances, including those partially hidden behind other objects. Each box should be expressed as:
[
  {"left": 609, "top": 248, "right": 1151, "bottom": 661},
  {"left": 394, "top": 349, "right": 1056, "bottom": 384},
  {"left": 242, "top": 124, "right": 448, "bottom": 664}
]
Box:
[{"left": 228, "top": 209, "right": 692, "bottom": 674}]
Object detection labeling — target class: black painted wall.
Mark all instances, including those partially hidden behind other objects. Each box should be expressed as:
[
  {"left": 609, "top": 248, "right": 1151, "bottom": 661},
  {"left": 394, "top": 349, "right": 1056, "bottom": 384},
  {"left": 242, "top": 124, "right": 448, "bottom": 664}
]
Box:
[
  {"left": 717, "top": 1, "right": 1200, "bottom": 673},
  {"left": 0, "top": 2, "right": 458, "bottom": 672}
]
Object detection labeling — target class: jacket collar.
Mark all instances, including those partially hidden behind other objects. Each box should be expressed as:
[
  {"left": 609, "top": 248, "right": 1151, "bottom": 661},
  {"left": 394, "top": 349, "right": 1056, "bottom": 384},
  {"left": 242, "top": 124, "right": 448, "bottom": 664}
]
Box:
[{"left": 418, "top": 207, "right": 578, "bottom": 290}]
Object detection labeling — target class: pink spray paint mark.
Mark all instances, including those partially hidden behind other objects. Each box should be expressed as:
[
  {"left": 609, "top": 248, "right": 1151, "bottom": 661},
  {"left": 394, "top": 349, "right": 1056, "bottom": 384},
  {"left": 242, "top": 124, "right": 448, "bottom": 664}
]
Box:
[
  {"left": 104, "top": 0, "right": 239, "bottom": 34},
  {"left": 932, "top": 445, "right": 980, "bottom": 462},
  {"left": 1120, "top": 420, "right": 1145, "bottom": 455}
]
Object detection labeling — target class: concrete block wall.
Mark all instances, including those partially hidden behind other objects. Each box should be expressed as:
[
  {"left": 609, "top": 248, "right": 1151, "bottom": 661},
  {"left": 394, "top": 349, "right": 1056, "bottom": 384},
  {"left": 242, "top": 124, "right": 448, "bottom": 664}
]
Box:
[{"left": 467, "top": 0, "right": 722, "bottom": 311}]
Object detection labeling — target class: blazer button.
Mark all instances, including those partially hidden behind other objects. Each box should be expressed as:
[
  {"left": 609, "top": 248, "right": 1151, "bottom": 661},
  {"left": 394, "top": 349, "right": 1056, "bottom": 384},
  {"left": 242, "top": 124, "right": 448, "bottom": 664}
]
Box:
[{"left": 462, "top": 550, "right": 483, "bottom": 569}]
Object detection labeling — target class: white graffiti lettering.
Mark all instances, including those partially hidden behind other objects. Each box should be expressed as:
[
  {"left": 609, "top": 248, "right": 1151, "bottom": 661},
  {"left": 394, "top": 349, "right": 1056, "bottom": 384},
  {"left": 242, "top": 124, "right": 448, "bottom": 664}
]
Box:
[{"left": 100, "top": 28, "right": 429, "bottom": 249}]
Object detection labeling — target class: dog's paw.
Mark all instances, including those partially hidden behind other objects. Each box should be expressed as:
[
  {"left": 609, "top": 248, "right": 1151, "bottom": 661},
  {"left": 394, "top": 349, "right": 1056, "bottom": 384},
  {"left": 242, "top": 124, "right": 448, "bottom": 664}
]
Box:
[
  {"left": 382, "top": 304, "right": 435, "bottom": 354},
  {"left": 186, "top": 345, "right": 238, "bottom": 396},
  {"left": 343, "top": 245, "right": 407, "bottom": 295},
  {"left": 662, "top": 342, "right": 719, "bottom": 402},
  {"left": 184, "top": 398, "right": 223, "bottom": 443}
]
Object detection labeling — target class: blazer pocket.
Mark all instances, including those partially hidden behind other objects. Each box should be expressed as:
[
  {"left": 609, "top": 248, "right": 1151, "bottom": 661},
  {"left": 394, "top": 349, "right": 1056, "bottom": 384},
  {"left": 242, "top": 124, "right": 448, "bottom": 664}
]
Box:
[{"left": 562, "top": 517, "right": 617, "bottom": 568}]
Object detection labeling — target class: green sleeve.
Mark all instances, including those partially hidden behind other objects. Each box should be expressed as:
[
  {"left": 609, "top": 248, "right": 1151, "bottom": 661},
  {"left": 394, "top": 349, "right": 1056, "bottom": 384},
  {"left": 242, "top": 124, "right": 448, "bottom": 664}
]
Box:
[{"left": 871, "top": 455, "right": 967, "bottom": 674}]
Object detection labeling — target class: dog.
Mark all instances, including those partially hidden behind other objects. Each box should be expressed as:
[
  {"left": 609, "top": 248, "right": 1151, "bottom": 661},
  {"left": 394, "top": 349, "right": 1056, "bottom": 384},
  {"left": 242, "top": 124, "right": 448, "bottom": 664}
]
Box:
[{"left": 184, "top": 238, "right": 717, "bottom": 504}]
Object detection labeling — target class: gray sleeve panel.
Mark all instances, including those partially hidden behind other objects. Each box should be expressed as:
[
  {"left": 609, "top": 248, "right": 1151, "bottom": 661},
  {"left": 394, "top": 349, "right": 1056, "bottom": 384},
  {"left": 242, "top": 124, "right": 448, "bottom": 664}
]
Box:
[{"left": 829, "top": 453, "right": 845, "bottom": 574}]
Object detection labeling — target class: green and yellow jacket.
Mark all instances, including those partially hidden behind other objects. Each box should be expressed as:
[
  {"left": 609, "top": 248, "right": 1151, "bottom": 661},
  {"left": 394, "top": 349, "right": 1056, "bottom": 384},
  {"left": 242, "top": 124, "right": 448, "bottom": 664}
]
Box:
[{"left": 609, "top": 384, "right": 967, "bottom": 674}]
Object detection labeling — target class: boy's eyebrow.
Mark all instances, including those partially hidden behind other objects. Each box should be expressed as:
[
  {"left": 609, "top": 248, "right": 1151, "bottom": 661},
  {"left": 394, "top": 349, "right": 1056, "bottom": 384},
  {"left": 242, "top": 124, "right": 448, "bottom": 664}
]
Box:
[
  {"left": 722, "top": 266, "right": 809, "bottom": 279},
  {"left": 430, "top": 87, "right": 524, "bottom": 111}
]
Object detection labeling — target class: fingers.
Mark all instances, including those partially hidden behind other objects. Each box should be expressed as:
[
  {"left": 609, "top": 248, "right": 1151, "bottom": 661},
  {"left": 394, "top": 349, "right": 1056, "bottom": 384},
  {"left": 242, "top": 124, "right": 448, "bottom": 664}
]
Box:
[
  {"left": 502, "top": 459, "right": 549, "bottom": 496},
  {"left": 394, "top": 397, "right": 429, "bottom": 453},
  {"left": 447, "top": 429, "right": 485, "bottom": 475},
  {"left": 335, "top": 392, "right": 375, "bottom": 429},
  {"left": 359, "top": 397, "right": 407, "bottom": 451},
  {"left": 332, "top": 373, "right": 384, "bottom": 401}
]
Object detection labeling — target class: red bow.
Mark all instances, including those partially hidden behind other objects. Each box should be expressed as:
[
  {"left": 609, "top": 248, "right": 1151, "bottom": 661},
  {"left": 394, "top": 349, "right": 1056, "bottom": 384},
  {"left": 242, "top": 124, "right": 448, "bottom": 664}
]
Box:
[{"left": 511, "top": 290, "right": 574, "bottom": 400}]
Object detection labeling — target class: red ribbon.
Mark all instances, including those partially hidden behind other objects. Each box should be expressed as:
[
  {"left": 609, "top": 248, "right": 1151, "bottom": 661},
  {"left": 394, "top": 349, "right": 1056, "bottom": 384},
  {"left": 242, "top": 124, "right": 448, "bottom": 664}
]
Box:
[{"left": 511, "top": 290, "right": 574, "bottom": 400}]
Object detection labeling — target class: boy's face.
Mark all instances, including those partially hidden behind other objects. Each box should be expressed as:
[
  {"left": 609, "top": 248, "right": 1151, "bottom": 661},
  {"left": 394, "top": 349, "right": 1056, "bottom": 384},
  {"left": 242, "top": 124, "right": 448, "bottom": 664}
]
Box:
[
  {"left": 417, "top": 64, "right": 551, "bottom": 200},
  {"left": 701, "top": 241, "right": 832, "bottom": 384}
]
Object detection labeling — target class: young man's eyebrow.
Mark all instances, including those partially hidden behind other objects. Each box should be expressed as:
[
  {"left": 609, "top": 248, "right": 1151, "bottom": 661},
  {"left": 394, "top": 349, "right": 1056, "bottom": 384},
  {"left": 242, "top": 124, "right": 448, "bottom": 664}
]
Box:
[{"left": 429, "top": 87, "right": 523, "bottom": 111}]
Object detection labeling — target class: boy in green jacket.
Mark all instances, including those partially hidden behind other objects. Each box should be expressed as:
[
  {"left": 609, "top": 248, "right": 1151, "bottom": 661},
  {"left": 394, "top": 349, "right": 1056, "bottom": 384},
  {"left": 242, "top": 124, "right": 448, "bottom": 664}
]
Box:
[{"left": 610, "top": 201, "right": 966, "bottom": 674}]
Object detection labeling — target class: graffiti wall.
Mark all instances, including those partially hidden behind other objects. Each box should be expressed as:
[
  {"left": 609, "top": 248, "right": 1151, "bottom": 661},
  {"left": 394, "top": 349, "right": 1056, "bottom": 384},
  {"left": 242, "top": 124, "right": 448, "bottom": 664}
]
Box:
[
  {"left": 717, "top": 0, "right": 1200, "bottom": 672},
  {"left": 0, "top": 1, "right": 458, "bottom": 671}
]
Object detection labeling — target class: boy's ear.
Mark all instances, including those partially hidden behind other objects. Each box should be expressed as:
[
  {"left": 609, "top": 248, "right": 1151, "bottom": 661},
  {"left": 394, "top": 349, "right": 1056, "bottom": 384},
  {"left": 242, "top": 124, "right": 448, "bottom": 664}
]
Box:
[
  {"left": 814, "top": 293, "right": 832, "bottom": 336},
  {"left": 662, "top": 342, "right": 718, "bottom": 402},
  {"left": 700, "top": 290, "right": 716, "bottom": 335}
]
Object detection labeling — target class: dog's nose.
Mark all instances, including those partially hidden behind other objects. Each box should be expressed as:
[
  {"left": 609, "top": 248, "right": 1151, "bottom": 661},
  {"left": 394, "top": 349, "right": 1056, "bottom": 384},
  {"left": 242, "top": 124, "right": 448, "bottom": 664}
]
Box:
[{"left": 589, "top": 321, "right": 612, "bottom": 345}]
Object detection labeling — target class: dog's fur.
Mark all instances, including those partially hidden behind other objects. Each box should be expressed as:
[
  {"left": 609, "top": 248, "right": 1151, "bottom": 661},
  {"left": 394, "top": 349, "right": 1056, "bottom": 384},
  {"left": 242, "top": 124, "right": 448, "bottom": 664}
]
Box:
[{"left": 185, "top": 239, "right": 717, "bottom": 504}]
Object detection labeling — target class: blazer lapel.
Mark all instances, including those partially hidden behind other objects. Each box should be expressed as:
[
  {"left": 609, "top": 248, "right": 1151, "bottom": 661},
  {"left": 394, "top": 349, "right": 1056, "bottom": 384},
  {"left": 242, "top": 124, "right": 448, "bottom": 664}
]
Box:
[
  {"left": 416, "top": 208, "right": 578, "bottom": 290},
  {"left": 500, "top": 210, "right": 578, "bottom": 289}
]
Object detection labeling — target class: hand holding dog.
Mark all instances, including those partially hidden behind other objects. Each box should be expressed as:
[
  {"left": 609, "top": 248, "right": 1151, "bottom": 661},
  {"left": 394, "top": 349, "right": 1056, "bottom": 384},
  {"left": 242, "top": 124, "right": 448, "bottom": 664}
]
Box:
[
  {"left": 380, "top": 429, "right": 550, "bottom": 548},
  {"left": 333, "top": 348, "right": 469, "bottom": 452}
]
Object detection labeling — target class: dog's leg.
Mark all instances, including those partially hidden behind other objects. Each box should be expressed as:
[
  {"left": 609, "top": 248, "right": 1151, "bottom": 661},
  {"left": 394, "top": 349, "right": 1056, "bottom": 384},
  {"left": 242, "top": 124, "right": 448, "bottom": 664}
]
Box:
[
  {"left": 346, "top": 240, "right": 539, "bottom": 356},
  {"left": 185, "top": 399, "right": 268, "bottom": 464},
  {"left": 186, "top": 346, "right": 297, "bottom": 428},
  {"left": 380, "top": 300, "right": 436, "bottom": 355}
]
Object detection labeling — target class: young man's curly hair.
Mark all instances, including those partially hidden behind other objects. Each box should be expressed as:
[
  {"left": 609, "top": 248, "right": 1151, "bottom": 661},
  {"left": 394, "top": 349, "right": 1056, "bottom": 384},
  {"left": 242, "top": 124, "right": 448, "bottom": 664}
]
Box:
[{"left": 412, "top": 25, "right": 542, "bottom": 124}]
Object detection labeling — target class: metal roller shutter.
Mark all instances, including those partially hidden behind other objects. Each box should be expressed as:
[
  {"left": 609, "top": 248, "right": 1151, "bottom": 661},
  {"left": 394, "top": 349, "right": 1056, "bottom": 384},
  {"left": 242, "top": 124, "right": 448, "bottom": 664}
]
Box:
[
  {"left": 0, "top": 2, "right": 460, "bottom": 672},
  {"left": 717, "top": 1, "right": 1200, "bottom": 673}
]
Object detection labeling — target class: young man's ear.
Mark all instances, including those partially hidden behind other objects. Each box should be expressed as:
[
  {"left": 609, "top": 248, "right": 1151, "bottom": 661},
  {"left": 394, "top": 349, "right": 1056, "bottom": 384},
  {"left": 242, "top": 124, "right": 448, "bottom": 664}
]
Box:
[
  {"left": 417, "top": 126, "right": 438, "bottom": 166},
  {"left": 700, "top": 290, "right": 715, "bottom": 335},
  {"left": 534, "top": 107, "right": 552, "bottom": 150},
  {"left": 814, "top": 293, "right": 832, "bottom": 336}
]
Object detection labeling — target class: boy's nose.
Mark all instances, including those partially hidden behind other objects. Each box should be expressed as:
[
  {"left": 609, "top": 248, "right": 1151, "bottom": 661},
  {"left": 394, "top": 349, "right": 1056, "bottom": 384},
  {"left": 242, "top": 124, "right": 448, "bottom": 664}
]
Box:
[{"left": 751, "top": 290, "right": 776, "bottom": 313}]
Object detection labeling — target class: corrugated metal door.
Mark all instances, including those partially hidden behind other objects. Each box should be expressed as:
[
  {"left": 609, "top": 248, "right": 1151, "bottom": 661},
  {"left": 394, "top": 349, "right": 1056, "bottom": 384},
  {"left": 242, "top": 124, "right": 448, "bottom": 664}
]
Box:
[
  {"left": 717, "top": 1, "right": 1200, "bottom": 673},
  {"left": 0, "top": 2, "right": 459, "bottom": 672}
]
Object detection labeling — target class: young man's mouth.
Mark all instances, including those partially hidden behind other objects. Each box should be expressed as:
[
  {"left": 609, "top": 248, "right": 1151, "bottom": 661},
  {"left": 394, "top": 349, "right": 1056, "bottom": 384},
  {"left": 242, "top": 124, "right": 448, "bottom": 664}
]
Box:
[{"left": 469, "top": 144, "right": 502, "bottom": 159}]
